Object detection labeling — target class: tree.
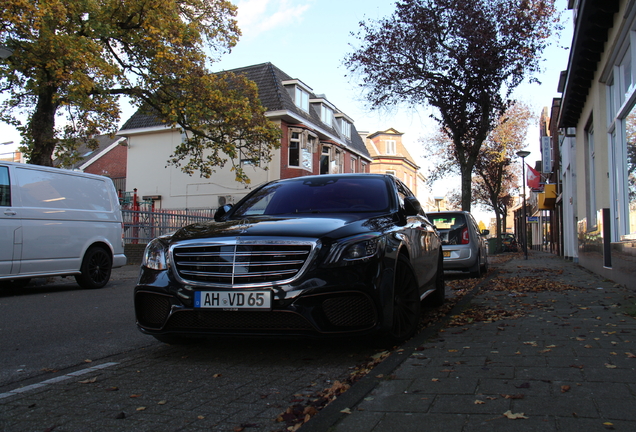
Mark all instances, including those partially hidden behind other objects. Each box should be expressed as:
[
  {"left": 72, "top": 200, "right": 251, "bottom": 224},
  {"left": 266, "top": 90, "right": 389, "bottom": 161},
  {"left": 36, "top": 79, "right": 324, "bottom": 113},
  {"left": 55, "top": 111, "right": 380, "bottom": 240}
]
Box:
[
  {"left": 345, "top": 0, "right": 561, "bottom": 210},
  {"left": 0, "top": 0, "right": 280, "bottom": 183},
  {"left": 474, "top": 102, "right": 532, "bottom": 251}
]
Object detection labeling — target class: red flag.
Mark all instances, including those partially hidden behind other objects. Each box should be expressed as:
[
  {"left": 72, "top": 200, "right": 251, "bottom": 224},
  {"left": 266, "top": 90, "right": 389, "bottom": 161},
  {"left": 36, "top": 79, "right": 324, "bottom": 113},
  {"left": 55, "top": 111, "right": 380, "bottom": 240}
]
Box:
[{"left": 526, "top": 163, "right": 541, "bottom": 189}]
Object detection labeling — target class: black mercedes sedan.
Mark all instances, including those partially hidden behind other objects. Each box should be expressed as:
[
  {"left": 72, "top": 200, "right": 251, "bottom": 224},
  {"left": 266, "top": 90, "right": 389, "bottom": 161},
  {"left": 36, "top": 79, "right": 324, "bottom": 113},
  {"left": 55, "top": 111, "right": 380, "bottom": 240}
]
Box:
[{"left": 134, "top": 174, "right": 444, "bottom": 344}]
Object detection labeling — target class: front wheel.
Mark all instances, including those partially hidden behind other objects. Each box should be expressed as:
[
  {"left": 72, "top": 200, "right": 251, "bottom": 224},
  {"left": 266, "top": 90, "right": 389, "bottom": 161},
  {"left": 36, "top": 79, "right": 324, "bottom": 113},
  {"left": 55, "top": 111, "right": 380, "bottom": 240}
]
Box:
[
  {"left": 386, "top": 255, "right": 421, "bottom": 343},
  {"left": 75, "top": 246, "right": 112, "bottom": 289}
]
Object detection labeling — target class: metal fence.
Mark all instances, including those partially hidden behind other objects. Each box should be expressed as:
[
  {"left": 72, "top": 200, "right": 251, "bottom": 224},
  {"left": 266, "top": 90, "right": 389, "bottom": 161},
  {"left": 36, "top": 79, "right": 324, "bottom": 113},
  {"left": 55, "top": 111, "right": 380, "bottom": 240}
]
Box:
[{"left": 121, "top": 208, "right": 215, "bottom": 244}]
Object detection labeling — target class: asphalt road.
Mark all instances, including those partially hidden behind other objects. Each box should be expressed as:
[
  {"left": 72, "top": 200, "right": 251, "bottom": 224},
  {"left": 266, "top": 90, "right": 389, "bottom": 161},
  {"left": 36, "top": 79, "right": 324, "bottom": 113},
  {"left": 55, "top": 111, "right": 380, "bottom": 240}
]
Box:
[
  {"left": 0, "top": 265, "right": 386, "bottom": 431},
  {"left": 0, "top": 265, "right": 153, "bottom": 388}
]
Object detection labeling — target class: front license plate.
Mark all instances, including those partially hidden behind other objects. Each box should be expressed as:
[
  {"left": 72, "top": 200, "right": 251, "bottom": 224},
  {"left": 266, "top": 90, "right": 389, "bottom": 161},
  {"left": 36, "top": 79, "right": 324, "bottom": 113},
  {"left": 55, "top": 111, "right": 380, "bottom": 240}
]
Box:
[
  {"left": 443, "top": 251, "right": 451, "bottom": 257},
  {"left": 194, "top": 290, "right": 271, "bottom": 310}
]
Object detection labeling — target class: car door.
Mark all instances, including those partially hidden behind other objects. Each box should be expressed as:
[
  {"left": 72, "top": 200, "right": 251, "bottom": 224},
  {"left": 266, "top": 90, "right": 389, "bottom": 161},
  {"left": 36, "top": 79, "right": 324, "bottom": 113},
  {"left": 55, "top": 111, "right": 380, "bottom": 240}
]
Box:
[
  {"left": 0, "top": 165, "right": 22, "bottom": 276},
  {"left": 394, "top": 179, "right": 437, "bottom": 287}
]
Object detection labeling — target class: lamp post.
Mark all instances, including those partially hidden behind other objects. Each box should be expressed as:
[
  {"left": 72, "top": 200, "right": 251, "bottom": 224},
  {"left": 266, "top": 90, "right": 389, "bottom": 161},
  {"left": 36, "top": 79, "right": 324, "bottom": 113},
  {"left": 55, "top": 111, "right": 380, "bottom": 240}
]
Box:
[{"left": 516, "top": 150, "right": 531, "bottom": 260}]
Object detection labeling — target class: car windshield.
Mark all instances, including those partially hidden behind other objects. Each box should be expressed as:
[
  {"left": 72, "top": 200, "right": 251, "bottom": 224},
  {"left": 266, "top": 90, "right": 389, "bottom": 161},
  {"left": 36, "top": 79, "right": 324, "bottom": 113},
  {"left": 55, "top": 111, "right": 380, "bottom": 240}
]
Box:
[{"left": 232, "top": 177, "right": 391, "bottom": 217}]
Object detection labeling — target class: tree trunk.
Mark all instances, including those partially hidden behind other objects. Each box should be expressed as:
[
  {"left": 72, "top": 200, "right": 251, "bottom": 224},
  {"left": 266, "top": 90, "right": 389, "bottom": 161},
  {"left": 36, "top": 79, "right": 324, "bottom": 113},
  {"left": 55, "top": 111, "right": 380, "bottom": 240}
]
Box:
[
  {"left": 460, "top": 164, "right": 472, "bottom": 211},
  {"left": 28, "top": 85, "right": 58, "bottom": 166},
  {"left": 494, "top": 211, "right": 502, "bottom": 253}
]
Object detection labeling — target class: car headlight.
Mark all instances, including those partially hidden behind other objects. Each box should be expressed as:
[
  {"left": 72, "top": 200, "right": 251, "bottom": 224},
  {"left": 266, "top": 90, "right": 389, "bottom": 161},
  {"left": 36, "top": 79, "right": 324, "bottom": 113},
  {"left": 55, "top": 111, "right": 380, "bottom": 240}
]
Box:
[
  {"left": 142, "top": 238, "right": 168, "bottom": 270},
  {"left": 324, "top": 234, "right": 385, "bottom": 265}
]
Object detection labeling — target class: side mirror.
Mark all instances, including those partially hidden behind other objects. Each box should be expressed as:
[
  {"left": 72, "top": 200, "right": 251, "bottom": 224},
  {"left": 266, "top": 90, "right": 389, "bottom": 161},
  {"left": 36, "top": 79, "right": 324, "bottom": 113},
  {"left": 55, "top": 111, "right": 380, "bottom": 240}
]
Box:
[
  {"left": 404, "top": 196, "right": 423, "bottom": 216},
  {"left": 214, "top": 204, "right": 233, "bottom": 221},
  {"left": 481, "top": 229, "right": 490, "bottom": 236}
]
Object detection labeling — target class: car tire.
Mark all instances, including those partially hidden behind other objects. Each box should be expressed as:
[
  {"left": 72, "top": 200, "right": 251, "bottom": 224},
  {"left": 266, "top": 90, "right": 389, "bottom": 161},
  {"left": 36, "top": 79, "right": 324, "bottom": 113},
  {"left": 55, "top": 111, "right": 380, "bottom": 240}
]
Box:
[
  {"left": 428, "top": 252, "right": 445, "bottom": 307},
  {"left": 386, "top": 254, "right": 421, "bottom": 343},
  {"left": 469, "top": 254, "right": 482, "bottom": 278},
  {"left": 75, "top": 246, "right": 112, "bottom": 289},
  {"left": 481, "top": 254, "right": 489, "bottom": 274}
]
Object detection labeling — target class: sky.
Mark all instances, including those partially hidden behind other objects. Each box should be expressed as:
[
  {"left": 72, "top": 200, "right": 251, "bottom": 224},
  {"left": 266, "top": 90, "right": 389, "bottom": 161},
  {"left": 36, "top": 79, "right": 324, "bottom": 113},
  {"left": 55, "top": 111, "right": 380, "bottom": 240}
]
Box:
[{"left": 0, "top": 0, "right": 573, "bottom": 218}]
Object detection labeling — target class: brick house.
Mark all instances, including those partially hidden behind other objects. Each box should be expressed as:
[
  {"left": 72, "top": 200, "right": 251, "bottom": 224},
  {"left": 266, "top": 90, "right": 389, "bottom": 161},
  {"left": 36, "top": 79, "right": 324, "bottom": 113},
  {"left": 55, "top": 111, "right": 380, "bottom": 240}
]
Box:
[
  {"left": 118, "top": 62, "right": 372, "bottom": 209},
  {"left": 56, "top": 134, "right": 127, "bottom": 193}
]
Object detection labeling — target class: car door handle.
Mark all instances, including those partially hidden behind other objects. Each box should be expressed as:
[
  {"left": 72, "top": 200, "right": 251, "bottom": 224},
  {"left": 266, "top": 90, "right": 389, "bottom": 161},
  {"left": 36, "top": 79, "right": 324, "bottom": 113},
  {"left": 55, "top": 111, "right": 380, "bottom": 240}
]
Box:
[{"left": 4, "top": 209, "right": 17, "bottom": 216}]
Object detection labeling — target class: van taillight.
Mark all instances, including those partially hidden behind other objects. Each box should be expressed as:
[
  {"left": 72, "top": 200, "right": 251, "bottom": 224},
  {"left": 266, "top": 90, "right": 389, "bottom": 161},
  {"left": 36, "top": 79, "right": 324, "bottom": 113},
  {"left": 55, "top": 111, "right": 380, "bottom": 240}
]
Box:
[{"left": 461, "top": 227, "right": 469, "bottom": 244}]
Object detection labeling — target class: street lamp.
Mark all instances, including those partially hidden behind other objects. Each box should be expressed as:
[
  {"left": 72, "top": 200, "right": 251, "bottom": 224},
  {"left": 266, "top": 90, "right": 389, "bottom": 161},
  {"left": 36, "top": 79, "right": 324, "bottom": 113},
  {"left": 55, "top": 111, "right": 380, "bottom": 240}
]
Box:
[{"left": 516, "top": 150, "right": 531, "bottom": 260}]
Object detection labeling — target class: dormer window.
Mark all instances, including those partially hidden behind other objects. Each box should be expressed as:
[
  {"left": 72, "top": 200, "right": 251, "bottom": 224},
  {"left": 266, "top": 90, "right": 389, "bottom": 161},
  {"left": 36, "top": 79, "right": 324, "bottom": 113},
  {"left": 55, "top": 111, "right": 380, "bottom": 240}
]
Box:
[
  {"left": 295, "top": 87, "right": 309, "bottom": 112},
  {"left": 385, "top": 140, "right": 396, "bottom": 155},
  {"left": 321, "top": 105, "right": 333, "bottom": 125},
  {"left": 341, "top": 120, "right": 351, "bottom": 139},
  {"left": 282, "top": 79, "right": 312, "bottom": 113},
  {"left": 335, "top": 113, "right": 353, "bottom": 139}
]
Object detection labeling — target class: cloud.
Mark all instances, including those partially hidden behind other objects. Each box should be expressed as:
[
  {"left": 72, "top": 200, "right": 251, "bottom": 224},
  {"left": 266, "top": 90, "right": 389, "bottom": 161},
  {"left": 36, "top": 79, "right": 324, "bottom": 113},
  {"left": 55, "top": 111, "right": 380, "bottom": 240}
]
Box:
[{"left": 235, "top": 0, "right": 312, "bottom": 38}]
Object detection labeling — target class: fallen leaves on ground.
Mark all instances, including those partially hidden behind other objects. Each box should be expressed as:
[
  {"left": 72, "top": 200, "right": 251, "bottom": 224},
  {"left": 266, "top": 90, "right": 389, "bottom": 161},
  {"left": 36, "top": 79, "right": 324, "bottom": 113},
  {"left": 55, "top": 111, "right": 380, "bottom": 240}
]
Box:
[
  {"left": 447, "top": 305, "right": 524, "bottom": 326},
  {"left": 503, "top": 410, "right": 529, "bottom": 419}
]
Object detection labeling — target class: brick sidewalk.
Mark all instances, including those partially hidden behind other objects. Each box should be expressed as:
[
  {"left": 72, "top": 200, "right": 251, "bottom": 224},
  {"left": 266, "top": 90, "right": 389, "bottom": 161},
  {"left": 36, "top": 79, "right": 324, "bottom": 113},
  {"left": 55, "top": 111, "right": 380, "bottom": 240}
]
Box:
[{"left": 305, "top": 251, "right": 636, "bottom": 432}]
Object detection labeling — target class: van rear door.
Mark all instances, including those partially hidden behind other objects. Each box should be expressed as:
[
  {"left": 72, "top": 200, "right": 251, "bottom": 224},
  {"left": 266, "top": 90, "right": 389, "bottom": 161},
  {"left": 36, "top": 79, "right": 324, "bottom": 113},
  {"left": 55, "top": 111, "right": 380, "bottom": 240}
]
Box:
[{"left": 0, "top": 165, "right": 22, "bottom": 276}]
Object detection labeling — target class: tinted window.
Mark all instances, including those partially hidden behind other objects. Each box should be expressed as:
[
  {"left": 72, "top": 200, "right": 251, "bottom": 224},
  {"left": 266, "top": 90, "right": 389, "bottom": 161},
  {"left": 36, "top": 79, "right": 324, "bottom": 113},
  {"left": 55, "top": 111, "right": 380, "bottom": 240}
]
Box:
[
  {"left": 0, "top": 166, "right": 10, "bottom": 206},
  {"left": 233, "top": 177, "right": 390, "bottom": 217}
]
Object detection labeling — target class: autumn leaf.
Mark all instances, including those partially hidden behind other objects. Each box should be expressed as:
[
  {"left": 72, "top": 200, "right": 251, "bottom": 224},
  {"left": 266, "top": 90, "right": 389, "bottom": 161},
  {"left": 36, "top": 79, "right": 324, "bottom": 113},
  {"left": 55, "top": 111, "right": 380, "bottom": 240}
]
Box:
[
  {"left": 503, "top": 410, "right": 528, "bottom": 419},
  {"left": 561, "top": 385, "right": 571, "bottom": 393},
  {"left": 340, "top": 408, "right": 352, "bottom": 414},
  {"left": 78, "top": 377, "right": 97, "bottom": 384},
  {"left": 626, "top": 352, "right": 636, "bottom": 358},
  {"left": 474, "top": 400, "right": 485, "bottom": 404},
  {"left": 605, "top": 364, "right": 617, "bottom": 369},
  {"left": 501, "top": 394, "right": 524, "bottom": 399},
  {"left": 158, "top": 400, "right": 167, "bottom": 405},
  {"left": 136, "top": 407, "right": 146, "bottom": 411}
]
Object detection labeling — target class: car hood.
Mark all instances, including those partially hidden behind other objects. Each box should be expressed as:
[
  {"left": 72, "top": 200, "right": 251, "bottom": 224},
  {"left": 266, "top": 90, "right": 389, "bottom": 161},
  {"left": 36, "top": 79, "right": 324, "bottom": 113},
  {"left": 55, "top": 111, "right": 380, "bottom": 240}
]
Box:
[{"left": 170, "top": 214, "right": 392, "bottom": 242}]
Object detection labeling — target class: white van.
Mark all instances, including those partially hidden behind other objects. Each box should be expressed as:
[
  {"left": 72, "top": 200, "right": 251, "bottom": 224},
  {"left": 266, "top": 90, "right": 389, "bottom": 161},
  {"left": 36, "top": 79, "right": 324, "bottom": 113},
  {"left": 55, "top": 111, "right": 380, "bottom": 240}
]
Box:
[{"left": 0, "top": 161, "right": 126, "bottom": 289}]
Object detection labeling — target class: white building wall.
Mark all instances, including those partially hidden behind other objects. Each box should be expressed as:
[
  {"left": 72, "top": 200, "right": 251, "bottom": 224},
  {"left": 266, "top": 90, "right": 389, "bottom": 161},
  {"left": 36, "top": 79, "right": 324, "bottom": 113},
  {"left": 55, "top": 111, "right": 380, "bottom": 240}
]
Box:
[{"left": 125, "top": 127, "right": 281, "bottom": 209}]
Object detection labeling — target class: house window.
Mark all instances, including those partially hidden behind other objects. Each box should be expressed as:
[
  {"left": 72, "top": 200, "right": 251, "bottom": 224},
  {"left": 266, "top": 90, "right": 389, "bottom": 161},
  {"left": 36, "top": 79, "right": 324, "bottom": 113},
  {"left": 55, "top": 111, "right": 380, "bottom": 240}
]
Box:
[
  {"left": 289, "top": 132, "right": 300, "bottom": 167},
  {"left": 350, "top": 156, "right": 357, "bottom": 173},
  {"left": 289, "top": 129, "right": 315, "bottom": 171},
  {"left": 385, "top": 140, "right": 396, "bottom": 155},
  {"left": 295, "top": 87, "right": 309, "bottom": 112},
  {"left": 361, "top": 161, "right": 367, "bottom": 173},
  {"left": 607, "top": 34, "right": 636, "bottom": 240},
  {"left": 341, "top": 120, "right": 351, "bottom": 139},
  {"left": 320, "top": 145, "right": 330, "bottom": 174},
  {"left": 334, "top": 149, "right": 343, "bottom": 173},
  {"left": 321, "top": 105, "right": 333, "bottom": 125},
  {"left": 386, "top": 170, "right": 396, "bottom": 176}
]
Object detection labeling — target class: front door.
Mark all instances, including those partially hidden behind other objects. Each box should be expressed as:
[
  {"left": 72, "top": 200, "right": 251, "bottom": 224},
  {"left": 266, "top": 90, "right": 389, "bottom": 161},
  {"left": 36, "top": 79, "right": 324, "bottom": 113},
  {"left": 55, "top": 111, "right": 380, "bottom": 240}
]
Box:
[{"left": 0, "top": 165, "right": 22, "bottom": 276}]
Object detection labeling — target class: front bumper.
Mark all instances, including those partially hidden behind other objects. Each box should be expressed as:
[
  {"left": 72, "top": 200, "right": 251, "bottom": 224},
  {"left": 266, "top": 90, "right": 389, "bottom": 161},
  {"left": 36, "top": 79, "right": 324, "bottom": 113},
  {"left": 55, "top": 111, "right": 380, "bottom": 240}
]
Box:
[{"left": 134, "top": 260, "right": 393, "bottom": 338}]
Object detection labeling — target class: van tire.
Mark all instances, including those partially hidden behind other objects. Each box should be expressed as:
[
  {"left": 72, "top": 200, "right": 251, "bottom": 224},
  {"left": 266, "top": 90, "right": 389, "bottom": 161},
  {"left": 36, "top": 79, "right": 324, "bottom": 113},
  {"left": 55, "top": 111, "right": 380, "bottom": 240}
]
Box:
[{"left": 75, "top": 246, "right": 112, "bottom": 289}]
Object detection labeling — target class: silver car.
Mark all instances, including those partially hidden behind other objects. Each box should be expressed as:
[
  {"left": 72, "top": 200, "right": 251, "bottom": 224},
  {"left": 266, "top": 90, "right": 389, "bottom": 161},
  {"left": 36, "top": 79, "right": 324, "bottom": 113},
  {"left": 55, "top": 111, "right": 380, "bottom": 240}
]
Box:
[{"left": 428, "top": 211, "right": 489, "bottom": 278}]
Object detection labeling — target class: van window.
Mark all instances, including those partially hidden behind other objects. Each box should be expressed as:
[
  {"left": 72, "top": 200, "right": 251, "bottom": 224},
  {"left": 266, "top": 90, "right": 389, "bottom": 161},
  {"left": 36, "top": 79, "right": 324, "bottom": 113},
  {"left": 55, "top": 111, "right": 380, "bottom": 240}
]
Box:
[
  {"left": 0, "top": 166, "right": 10, "bottom": 206},
  {"left": 16, "top": 167, "right": 112, "bottom": 211}
]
